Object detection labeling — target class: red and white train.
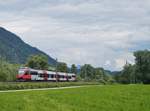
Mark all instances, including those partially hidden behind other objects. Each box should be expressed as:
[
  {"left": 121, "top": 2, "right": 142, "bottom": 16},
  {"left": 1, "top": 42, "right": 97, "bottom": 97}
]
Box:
[{"left": 16, "top": 67, "right": 76, "bottom": 82}]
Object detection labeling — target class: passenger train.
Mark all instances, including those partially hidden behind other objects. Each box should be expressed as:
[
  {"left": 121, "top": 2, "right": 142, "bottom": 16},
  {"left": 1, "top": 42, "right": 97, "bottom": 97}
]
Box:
[{"left": 16, "top": 67, "right": 76, "bottom": 82}]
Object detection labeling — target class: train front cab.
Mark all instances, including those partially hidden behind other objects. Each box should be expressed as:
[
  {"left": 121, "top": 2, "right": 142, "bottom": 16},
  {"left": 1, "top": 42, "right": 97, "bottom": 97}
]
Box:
[{"left": 17, "top": 69, "right": 31, "bottom": 81}]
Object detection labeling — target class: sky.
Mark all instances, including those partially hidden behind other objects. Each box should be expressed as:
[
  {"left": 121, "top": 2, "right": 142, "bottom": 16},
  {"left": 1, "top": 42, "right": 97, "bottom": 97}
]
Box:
[{"left": 0, "top": 0, "right": 150, "bottom": 71}]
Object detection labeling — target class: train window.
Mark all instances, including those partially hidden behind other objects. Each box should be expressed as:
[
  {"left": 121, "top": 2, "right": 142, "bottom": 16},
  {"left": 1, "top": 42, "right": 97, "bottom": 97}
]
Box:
[
  {"left": 19, "top": 70, "right": 25, "bottom": 75},
  {"left": 48, "top": 74, "right": 55, "bottom": 78},
  {"left": 59, "top": 75, "right": 65, "bottom": 78},
  {"left": 30, "top": 71, "right": 38, "bottom": 75},
  {"left": 39, "top": 74, "right": 44, "bottom": 77},
  {"left": 51, "top": 75, "right": 54, "bottom": 78},
  {"left": 68, "top": 76, "right": 72, "bottom": 79}
]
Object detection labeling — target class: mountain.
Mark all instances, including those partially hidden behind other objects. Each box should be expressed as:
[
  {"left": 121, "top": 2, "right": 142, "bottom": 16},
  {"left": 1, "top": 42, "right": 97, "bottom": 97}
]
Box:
[
  {"left": 104, "top": 70, "right": 121, "bottom": 75},
  {"left": 0, "top": 27, "right": 56, "bottom": 65}
]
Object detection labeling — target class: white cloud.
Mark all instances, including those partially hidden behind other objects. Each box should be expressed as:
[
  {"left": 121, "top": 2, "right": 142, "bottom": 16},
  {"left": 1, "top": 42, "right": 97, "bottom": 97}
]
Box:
[
  {"left": 115, "top": 52, "right": 135, "bottom": 70},
  {"left": 104, "top": 60, "right": 111, "bottom": 66},
  {"left": 115, "top": 59, "right": 126, "bottom": 70},
  {"left": 0, "top": 0, "right": 150, "bottom": 70},
  {"left": 0, "top": 0, "right": 19, "bottom": 4}
]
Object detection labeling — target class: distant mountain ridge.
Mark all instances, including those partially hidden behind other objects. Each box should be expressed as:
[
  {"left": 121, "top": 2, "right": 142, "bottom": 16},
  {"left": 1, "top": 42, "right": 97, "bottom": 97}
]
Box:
[
  {"left": 104, "top": 70, "right": 121, "bottom": 75},
  {"left": 0, "top": 27, "right": 56, "bottom": 65}
]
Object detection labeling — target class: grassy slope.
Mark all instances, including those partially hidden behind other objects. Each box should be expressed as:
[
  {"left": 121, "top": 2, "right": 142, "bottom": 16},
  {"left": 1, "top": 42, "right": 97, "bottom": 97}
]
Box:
[{"left": 0, "top": 85, "right": 150, "bottom": 111}]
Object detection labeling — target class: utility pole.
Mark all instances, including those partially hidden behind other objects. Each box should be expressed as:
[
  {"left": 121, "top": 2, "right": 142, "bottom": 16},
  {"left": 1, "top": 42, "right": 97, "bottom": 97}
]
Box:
[
  {"left": 55, "top": 58, "right": 58, "bottom": 82},
  {"left": 0, "top": 55, "right": 2, "bottom": 73},
  {"left": 85, "top": 64, "right": 87, "bottom": 81}
]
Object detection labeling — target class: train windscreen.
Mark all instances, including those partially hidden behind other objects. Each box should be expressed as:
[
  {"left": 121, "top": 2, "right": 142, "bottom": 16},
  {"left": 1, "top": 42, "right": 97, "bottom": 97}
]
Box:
[{"left": 18, "top": 70, "right": 25, "bottom": 75}]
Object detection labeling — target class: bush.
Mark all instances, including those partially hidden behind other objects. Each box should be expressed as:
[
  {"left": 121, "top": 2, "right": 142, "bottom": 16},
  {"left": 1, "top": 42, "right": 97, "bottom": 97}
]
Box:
[{"left": 0, "top": 60, "right": 19, "bottom": 82}]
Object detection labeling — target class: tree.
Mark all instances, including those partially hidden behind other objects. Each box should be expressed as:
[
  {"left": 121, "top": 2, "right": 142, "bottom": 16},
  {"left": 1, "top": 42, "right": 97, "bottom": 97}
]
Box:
[
  {"left": 119, "top": 63, "right": 136, "bottom": 84},
  {"left": 94, "top": 68, "right": 104, "bottom": 80},
  {"left": 71, "top": 64, "right": 77, "bottom": 74},
  {"left": 115, "top": 50, "right": 150, "bottom": 84},
  {"left": 26, "top": 54, "right": 48, "bottom": 70},
  {"left": 57, "top": 62, "right": 68, "bottom": 72},
  {"left": 80, "top": 64, "right": 95, "bottom": 81},
  {"left": 79, "top": 64, "right": 112, "bottom": 82},
  {"left": 134, "top": 50, "right": 150, "bottom": 84}
]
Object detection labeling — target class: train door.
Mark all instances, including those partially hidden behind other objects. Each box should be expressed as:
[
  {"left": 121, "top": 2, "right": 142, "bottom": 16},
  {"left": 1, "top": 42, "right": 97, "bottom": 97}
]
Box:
[
  {"left": 55, "top": 72, "right": 59, "bottom": 82},
  {"left": 43, "top": 71, "right": 48, "bottom": 81},
  {"left": 30, "top": 71, "right": 38, "bottom": 81}
]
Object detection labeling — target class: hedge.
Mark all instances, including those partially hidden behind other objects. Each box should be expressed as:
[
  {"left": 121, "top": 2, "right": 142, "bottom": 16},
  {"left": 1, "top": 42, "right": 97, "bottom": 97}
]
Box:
[{"left": 0, "top": 82, "right": 100, "bottom": 91}]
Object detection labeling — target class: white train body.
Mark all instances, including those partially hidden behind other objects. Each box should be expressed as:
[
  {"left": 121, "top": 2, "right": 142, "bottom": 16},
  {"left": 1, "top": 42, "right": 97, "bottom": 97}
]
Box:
[{"left": 17, "top": 67, "right": 76, "bottom": 82}]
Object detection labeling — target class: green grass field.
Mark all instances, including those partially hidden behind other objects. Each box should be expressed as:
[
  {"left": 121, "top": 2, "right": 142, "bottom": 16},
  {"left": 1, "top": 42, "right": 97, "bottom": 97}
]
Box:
[{"left": 0, "top": 85, "right": 150, "bottom": 111}]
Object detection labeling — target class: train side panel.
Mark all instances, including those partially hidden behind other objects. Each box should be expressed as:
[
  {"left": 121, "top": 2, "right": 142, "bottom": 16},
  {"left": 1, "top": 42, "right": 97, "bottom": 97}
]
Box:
[{"left": 17, "top": 67, "right": 76, "bottom": 82}]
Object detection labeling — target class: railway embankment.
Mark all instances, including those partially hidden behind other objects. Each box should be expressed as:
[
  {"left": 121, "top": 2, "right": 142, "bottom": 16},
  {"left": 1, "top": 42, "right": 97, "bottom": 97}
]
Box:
[{"left": 0, "top": 82, "right": 101, "bottom": 91}]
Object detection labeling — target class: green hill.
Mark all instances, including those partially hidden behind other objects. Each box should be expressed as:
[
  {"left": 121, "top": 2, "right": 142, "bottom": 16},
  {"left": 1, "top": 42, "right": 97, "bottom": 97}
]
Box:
[{"left": 0, "top": 27, "right": 56, "bottom": 65}]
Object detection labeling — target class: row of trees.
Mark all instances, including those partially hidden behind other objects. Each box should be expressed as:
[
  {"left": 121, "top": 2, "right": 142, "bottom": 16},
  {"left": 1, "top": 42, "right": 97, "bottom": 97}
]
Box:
[
  {"left": 115, "top": 50, "right": 150, "bottom": 84},
  {"left": 56, "top": 63, "right": 77, "bottom": 74},
  {"left": 25, "top": 55, "right": 112, "bottom": 82},
  {"left": 0, "top": 54, "right": 120, "bottom": 83},
  {"left": 2, "top": 50, "right": 150, "bottom": 83},
  {"left": 79, "top": 64, "right": 113, "bottom": 83},
  {"left": 26, "top": 55, "right": 78, "bottom": 74}
]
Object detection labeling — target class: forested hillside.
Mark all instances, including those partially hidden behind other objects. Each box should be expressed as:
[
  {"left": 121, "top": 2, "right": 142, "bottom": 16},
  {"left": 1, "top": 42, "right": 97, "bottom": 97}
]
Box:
[{"left": 0, "top": 27, "right": 56, "bottom": 65}]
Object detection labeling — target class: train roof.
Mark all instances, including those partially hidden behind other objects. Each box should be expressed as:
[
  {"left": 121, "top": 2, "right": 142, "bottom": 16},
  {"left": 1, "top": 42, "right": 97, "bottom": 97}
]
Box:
[{"left": 19, "top": 67, "right": 75, "bottom": 75}]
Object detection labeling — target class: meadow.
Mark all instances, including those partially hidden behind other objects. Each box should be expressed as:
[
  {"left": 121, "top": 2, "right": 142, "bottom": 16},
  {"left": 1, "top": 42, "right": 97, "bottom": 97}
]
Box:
[{"left": 0, "top": 85, "right": 150, "bottom": 111}]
